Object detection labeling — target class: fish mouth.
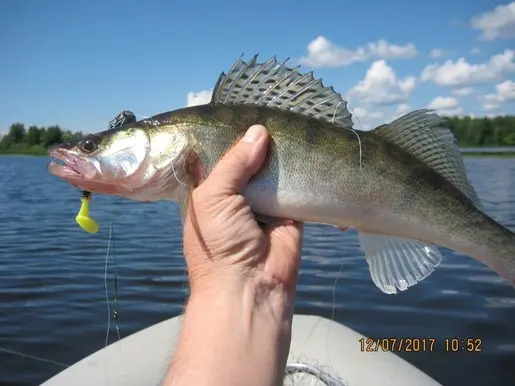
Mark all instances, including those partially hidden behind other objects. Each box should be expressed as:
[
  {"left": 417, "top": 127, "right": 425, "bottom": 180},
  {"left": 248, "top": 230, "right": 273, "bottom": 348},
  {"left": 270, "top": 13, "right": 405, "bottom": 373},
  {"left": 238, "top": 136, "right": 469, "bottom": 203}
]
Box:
[
  {"left": 48, "top": 148, "right": 87, "bottom": 178},
  {"left": 47, "top": 148, "right": 127, "bottom": 195}
]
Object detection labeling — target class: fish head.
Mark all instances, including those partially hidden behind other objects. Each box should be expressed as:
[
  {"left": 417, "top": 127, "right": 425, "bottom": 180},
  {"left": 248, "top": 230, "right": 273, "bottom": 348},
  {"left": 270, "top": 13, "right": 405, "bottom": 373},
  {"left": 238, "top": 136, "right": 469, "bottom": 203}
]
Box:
[
  {"left": 48, "top": 126, "right": 151, "bottom": 195},
  {"left": 48, "top": 122, "right": 192, "bottom": 201}
]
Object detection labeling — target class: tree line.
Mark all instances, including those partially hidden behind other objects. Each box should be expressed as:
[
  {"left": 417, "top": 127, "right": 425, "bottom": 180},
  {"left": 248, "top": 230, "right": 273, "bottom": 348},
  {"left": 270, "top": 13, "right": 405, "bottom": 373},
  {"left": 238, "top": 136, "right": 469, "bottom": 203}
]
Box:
[
  {"left": 445, "top": 115, "right": 515, "bottom": 147},
  {"left": 0, "top": 123, "right": 84, "bottom": 155},
  {"left": 0, "top": 115, "right": 514, "bottom": 156}
]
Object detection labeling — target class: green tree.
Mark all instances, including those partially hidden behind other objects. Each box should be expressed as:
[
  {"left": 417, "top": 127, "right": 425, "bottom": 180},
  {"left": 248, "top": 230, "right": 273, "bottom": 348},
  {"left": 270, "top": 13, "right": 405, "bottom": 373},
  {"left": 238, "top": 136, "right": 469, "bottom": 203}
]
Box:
[
  {"left": 6, "top": 123, "right": 26, "bottom": 143},
  {"left": 41, "top": 125, "right": 63, "bottom": 148},
  {"left": 25, "top": 125, "right": 43, "bottom": 146},
  {"left": 62, "top": 129, "right": 84, "bottom": 143},
  {"left": 504, "top": 132, "right": 515, "bottom": 146}
]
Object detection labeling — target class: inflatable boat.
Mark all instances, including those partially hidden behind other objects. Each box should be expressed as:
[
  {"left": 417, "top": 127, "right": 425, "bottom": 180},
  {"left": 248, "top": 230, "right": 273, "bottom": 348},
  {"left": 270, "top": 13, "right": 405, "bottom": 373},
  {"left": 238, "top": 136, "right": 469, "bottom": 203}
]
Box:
[{"left": 41, "top": 314, "right": 441, "bottom": 386}]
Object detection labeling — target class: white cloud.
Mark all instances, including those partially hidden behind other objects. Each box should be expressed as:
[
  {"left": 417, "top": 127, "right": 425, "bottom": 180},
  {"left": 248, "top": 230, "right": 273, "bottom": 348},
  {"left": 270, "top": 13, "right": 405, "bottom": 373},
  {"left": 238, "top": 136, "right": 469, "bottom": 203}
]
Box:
[
  {"left": 351, "top": 107, "right": 383, "bottom": 120},
  {"left": 366, "top": 40, "right": 418, "bottom": 59},
  {"left": 299, "top": 36, "right": 418, "bottom": 68},
  {"left": 427, "top": 96, "right": 463, "bottom": 116},
  {"left": 452, "top": 87, "right": 474, "bottom": 96},
  {"left": 348, "top": 60, "right": 416, "bottom": 105},
  {"left": 348, "top": 106, "right": 385, "bottom": 130},
  {"left": 497, "top": 79, "right": 515, "bottom": 101},
  {"left": 186, "top": 90, "right": 212, "bottom": 106},
  {"left": 390, "top": 103, "right": 412, "bottom": 121},
  {"left": 352, "top": 107, "right": 368, "bottom": 120},
  {"left": 420, "top": 49, "right": 515, "bottom": 87},
  {"left": 299, "top": 36, "right": 366, "bottom": 67},
  {"left": 483, "top": 103, "right": 500, "bottom": 111},
  {"left": 395, "top": 103, "right": 411, "bottom": 115},
  {"left": 471, "top": 2, "right": 515, "bottom": 40},
  {"left": 368, "top": 111, "right": 384, "bottom": 119},
  {"left": 429, "top": 49, "right": 445, "bottom": 59},
  {"left": 479, "top": 80, "right": 515, "bottom": 110}
]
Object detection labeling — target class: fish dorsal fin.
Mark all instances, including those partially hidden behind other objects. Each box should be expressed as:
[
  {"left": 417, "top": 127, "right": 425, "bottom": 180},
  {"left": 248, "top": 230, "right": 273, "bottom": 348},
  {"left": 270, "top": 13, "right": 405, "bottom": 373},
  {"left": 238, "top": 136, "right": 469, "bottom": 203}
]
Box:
[
  {"left": 373, "top": 110, "right": 483, "bottom": 209},
  {"left": 211, "top": 54, "right": 354, "bottom": 129}
]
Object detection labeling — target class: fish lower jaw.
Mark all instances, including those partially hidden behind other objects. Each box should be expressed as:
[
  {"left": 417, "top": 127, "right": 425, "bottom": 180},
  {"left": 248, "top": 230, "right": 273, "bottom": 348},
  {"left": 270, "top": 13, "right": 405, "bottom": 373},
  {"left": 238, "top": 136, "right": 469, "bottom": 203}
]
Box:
[
  {"left": 48, "top": 160, "right": 83, "bottom": 178},
  {"left": 48, "top": 148, "right": 88, "bottom": 177}
]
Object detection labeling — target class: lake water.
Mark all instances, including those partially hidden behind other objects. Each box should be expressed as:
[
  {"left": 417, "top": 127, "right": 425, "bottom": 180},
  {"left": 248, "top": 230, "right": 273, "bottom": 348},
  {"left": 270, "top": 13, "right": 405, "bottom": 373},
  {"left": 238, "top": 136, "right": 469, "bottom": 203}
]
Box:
[{"left": 1, "top": 155, "right": 514, "bottom": 386}]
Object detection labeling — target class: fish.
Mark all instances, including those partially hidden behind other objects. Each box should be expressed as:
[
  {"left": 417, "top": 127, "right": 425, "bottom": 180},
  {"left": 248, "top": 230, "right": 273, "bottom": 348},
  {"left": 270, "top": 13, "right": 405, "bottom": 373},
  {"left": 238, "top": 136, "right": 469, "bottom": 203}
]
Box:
[{"left": 48, "top": 55, "right": 515, "bottom": 295}]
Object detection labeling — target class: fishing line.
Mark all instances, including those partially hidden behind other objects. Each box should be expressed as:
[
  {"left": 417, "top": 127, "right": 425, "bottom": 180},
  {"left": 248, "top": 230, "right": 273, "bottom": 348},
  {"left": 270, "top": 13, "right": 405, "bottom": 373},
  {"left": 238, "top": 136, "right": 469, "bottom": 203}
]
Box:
[
  {"left": 112, "top": 229, "right": 121, "bottom": 342},
  {"left": 104, "top": 199, "right": 121, "bottom": 347},
  {"left": 324, "top": 256, "right": 347, "bottom": 373},
  {"left": 0, "top": 347, "right": 70, "bottom": 368},
  {"left": 146, "top": 114, "right": 190, "bottom": 189},
  {"left": 330, "top": 259, "right": 346, "bottom": 323},
  {"left": 324, "top": 103, "right": 362, "bottom": 372},
  {"left": 103, "top": 202, "right": 113, "bottom": 347},
  {"left": 332, "top": 102, "right": 364, "bottom": 185}
]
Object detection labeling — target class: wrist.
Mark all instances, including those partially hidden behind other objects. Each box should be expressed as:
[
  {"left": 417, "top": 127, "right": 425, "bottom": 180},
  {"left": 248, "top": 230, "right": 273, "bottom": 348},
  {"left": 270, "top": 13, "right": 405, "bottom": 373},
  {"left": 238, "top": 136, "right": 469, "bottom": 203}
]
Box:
[
  {"left": 190, "top": 273, "right": 296, "bottom": 326},
  {"left": 166, "top": 277, "right": 295, "bottom": 386},
  {"left": 189, "top": 268, "right": 296, "bottom": 325}
]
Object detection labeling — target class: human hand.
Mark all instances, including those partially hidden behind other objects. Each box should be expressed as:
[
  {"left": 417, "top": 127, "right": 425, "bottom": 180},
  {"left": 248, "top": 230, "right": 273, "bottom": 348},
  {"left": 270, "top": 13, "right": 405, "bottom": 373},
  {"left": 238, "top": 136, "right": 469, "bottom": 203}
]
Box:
[
  {"left": 182, "top": 124, "right": 304, "bottom": 298},
  {"left": 167, "top": 125, "right": 303, "bottom": 386}
]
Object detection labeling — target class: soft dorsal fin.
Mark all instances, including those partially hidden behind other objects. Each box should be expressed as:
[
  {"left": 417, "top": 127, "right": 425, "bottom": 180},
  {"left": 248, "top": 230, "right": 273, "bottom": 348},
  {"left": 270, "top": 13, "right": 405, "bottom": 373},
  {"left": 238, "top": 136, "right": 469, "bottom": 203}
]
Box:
[
  {"left": 211, "top": 54, "right": 354, "bottom": 130},
  {"left": 373, "top": 110, "right": 483, "bottom": 209}
]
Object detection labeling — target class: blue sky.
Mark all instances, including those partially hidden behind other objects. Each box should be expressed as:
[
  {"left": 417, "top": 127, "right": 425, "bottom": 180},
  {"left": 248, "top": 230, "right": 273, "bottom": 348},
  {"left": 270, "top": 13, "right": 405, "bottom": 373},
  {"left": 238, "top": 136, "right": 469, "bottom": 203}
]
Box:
[{"left": 1, "top": 0, "right": 514, "bottom": 133}]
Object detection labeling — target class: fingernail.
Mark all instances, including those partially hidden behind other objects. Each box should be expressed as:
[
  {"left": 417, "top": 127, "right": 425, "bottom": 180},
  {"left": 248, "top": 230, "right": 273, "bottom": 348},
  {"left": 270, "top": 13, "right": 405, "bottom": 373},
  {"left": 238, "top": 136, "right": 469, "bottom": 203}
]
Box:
[{"left": 242, "top": 125, "right": 265, "bottom": 143}]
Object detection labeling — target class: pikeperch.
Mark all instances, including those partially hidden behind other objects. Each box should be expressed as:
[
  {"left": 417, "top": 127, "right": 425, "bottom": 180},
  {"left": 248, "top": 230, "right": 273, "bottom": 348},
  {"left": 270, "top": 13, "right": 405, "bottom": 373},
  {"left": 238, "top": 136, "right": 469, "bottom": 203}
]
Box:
[{"left": 48, "top": 55, "right": 515, "bottom": 294}]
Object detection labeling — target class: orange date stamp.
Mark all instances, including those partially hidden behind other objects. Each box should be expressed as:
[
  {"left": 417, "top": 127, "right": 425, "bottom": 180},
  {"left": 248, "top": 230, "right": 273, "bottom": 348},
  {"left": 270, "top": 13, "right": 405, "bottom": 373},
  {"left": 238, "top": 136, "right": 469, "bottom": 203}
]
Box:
[
  {"left": 360, "top": 337, "right": 436, "bottom": 352},
  {"left": 359, "top": 337, "right": 483, "bottom": 352}
]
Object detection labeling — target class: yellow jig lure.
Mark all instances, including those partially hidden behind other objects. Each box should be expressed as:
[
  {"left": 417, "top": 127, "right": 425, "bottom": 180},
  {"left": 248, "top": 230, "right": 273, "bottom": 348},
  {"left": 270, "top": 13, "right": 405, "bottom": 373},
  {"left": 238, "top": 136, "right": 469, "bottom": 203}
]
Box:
[{"left": 76, "top": 191, "right": 99, "bottom": 233}]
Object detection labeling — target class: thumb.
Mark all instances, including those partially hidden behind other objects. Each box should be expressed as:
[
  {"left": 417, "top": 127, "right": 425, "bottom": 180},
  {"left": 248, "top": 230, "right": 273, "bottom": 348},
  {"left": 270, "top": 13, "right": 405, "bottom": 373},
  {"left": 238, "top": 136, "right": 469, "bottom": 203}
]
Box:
[{"left": 201, "top": 125, "right": 269, "bottom": 195}]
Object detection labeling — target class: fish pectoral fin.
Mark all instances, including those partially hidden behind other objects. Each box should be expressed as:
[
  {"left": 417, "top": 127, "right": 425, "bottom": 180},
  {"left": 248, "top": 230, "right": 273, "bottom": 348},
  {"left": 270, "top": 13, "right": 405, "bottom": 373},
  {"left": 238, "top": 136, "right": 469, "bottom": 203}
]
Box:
[{"left": 358, "top": 232, "right": 442, "bottom": 295}]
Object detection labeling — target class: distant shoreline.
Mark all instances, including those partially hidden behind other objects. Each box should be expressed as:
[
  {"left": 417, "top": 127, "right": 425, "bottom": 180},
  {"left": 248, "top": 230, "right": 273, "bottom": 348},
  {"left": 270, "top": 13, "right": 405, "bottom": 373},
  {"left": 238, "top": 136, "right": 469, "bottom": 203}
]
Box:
[
  {"left": 0, "top": 150, "right": 48, "bottom": 156},
  {"left": 461, "top": 151, "right": 515, "bottom": 158},
  {"left": 2, "top": 148, "right": 515, "bottom": 158}
]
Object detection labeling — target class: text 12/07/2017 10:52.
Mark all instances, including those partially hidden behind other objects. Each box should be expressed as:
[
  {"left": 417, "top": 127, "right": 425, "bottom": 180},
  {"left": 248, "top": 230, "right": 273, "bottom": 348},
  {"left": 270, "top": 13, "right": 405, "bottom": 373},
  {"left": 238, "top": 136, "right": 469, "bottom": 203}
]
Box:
[{"left": 359, "top": 337, "right": 483, "bottom": 353}]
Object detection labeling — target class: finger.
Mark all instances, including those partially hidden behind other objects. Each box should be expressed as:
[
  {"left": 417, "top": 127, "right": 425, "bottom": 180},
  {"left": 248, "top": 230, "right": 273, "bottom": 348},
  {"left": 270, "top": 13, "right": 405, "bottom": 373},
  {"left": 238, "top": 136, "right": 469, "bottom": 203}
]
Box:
[
  {"left": 265, "top": 221, "right": 304, "bottom": 286},
  {"left": 201, "top": 125, "right": 269, "bottom": 196}
]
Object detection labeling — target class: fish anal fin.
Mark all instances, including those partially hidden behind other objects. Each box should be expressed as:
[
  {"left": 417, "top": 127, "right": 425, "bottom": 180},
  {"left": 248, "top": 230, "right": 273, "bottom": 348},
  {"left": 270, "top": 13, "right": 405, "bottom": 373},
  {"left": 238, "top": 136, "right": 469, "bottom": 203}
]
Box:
[
  {"left": 211, "top": 55, "right": 354, "bottom": 130},
  {"left": 358, "top": 232, "right": 442, "bottom": 294},
  {"left": 372, "top": 110, "right": 483, "bottom": 210}
]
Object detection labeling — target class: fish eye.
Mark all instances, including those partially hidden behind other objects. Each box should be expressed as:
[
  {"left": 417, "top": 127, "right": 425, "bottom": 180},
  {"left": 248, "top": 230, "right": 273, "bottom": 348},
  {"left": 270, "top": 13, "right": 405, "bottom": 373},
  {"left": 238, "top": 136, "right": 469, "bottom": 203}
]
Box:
[{"left": 79, "top": 135, "right": 100, "bottom": 153}]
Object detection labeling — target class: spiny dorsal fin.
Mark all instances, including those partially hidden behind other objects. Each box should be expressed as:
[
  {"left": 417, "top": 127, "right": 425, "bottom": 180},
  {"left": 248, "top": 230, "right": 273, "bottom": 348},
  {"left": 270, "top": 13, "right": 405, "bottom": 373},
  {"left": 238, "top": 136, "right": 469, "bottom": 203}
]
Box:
[
  {"left": 373, "top": 110, "right": 483, "bottom": 209},
  {"left": 211, "top": 54, "right": 354, "bottom": 129}
]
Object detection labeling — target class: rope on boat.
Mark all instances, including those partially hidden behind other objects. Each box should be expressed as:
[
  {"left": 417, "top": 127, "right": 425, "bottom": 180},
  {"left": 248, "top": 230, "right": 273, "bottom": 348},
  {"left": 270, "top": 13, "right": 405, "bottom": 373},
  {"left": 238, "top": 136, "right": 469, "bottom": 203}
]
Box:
[{"left": 285, "top": 362, "right": 348, "bottom": 386}]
